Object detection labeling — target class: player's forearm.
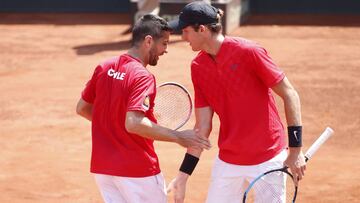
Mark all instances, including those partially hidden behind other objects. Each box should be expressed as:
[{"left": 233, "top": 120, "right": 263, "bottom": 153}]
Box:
[
  {"left": 284, "top": 91, "right": 303, "bottom": 151},
  {"left": 272, "top": 78, "right": 303, "bottom": 151},
  {"left": 125, "top": 112, "right": 178, "bottom": 142},
  {"left": 187, "top": 115, "right": 213, "bottom": 155},
  {"left": 283, "top": 88, "right": 302, "bottom": 126},
  {"left": 187, "top": 126, "right": 211, "bottom": 157},
  {"left": 272, "top": 77, "right": 302, "bottom": 126},
  {"left": 168, "top": 122, "right": 213, "bottom": 194}
]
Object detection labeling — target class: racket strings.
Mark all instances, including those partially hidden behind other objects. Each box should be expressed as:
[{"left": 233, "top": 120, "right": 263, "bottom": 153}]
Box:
[
  {"left": 245, "top": 171, "right": 296, "bottom": 203},
  {"left": 154, "top": 85, "right": 191, "bottom": 130}
]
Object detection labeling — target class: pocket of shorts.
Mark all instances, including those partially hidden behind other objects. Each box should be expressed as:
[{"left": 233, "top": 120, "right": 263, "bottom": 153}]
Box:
[{"left": 154, "top": 173, "right": 166, "bottom": 194}]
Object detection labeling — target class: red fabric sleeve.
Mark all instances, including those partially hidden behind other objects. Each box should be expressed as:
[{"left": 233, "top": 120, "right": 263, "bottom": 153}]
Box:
[
  {"left": 250, "top": 46, "right": 285, "bottom": 87},
  {"left": 191, "top": 63, "right": 209, "bottom": 108},
  {"left": 81, "top": 65, "right": 103, "bottom": 104},
  {"left": 127, "top": 74, "right": 155, "bottom": 113}
]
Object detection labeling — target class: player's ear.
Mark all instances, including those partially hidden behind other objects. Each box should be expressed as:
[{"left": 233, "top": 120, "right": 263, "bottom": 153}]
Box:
[
  {"left": 144, "top": 35, "right": 153, "bottom": 48},
  {"left": 199, "top": 25, "right": 207, "bottom": 33}
]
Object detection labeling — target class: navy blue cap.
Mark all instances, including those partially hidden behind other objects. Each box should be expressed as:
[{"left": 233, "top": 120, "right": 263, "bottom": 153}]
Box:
[{"left": 169, "top": 1, "right": 219, "bottom": 31}]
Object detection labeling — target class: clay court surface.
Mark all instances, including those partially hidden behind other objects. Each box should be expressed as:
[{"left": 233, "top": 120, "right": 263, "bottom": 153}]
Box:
[{"left": 0, "top": 13, "right": 359, "bottom": 202}]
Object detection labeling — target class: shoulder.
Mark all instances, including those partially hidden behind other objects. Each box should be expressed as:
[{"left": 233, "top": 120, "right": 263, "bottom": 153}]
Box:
[
  {"left": 91, "top": 56, "right": 118, "bottom": 76},
  {"left": 192, "top": 51, "right": 209, "bottom": 68},
  {"left": 120, "top": 54, "right": 153, "bottom": 79},
  {"left": 227, "top": 37, "right": 271, "bottom": 62},
  {"left": 127, "top": 64, "right": 154, "bottom": 85},
  {"left": 226, "top": 37, "right": 263, "bottom": 52},
  {"left": 98, "top": 56, "right": 119, "bottom": 69},
  {"left": 131, "top": 64, "right": 152, "bottom": 79}
]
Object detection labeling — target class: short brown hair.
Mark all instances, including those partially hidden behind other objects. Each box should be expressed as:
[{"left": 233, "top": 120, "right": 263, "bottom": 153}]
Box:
[{"left": 131, "top": 14, "right": 171, "bottom": 47}]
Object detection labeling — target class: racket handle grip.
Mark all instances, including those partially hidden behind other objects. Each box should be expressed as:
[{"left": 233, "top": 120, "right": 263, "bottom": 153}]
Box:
[{"left": 304, "top": 127, "right": 334, "bottom": 161}]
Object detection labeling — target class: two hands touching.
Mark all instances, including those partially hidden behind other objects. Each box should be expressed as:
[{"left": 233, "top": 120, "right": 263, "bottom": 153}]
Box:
[{"left": 175, "top": 129, "right": 211, "bottom": 150}]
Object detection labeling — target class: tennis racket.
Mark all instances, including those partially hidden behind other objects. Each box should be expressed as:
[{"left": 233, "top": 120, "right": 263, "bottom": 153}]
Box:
[
  {"left": 153, "top": 82, "right": 192, "bottom": 130},
  {"left": 242, "top": 127, "right": 334, "bottom": 203}
]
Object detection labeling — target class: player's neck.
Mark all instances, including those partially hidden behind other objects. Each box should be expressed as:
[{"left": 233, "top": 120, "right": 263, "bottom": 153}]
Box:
[
  {"left": 127, "top": 48, "right": 148, "bottom": 67},
  {"left": 203, "top": 34, "right": 225, "bottom": 58}
]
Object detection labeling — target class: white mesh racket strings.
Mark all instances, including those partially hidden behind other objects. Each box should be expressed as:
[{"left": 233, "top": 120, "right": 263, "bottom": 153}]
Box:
[{"left": 154, "top": 83, "right": 192, "bottom": 130}]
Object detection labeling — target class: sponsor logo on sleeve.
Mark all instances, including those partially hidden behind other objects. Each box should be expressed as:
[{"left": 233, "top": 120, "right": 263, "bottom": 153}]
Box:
[{"left": 142, "top": 96, "right": 150, "bottom": 111}]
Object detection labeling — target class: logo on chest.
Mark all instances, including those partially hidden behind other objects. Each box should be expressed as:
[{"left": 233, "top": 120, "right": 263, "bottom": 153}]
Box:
[{"left": 230, "top": 64, "right": 239, "bottom": 70}]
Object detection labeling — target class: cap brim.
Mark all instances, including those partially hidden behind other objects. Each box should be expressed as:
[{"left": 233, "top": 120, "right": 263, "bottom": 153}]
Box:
[{"left": 168, "top": 17, "right": 188, "bottom": 32}]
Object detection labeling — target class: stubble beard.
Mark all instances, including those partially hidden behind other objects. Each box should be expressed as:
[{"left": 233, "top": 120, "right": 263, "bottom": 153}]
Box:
[{"left": 148, "top": 47, "right": 158, "bottom": 66}]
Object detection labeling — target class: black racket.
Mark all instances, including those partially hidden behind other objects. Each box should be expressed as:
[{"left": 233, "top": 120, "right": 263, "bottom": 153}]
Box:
[
  {"left": 242, "top": 127, "right": 334, "bottom": 203},
  {"left": 153, "top": 82, "right": 193, "bottom": 130}
]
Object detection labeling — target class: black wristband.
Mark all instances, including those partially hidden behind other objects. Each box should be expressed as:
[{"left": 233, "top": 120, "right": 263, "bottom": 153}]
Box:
[
  {"left": 287, "top": 126, "right": 302, "bottom": 147},
  {"left": 179, "top": 153, "right": 199, "bottom": 175}
]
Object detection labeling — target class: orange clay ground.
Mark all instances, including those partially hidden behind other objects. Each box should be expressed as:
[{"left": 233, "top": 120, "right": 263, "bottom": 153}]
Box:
[{"left": 0, "top": 14, "right": 359, "bottom": 202}]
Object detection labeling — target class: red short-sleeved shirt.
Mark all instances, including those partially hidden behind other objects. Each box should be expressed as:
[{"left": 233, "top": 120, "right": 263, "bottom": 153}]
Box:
[
  {"left": 81, "top": 54, "right": 160, "bottom": 177},
  {"left": 191, "top": 37, "right": 286, "bottom": 165}
]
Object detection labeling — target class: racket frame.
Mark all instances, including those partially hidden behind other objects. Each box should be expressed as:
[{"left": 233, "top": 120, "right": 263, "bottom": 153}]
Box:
[
  {"left": 155, "top": 82, "right": 193, "bottom": 130},
  {"left": 242, "top": 166, "right": 298, "bottom": 203},
  {"left": 242, "top": 127, "right": 334, "bottom": 203}
]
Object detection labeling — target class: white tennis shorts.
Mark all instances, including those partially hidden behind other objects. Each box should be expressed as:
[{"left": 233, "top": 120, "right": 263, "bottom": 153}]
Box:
[
  {"left": 94, "top": 172, "right": 166, "bottom": 203},
  {"left": 206, "top": 149, "right": 287, "bottom": 203}
]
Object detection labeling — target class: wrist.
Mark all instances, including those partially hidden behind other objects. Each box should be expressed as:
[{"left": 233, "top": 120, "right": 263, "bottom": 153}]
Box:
[
  {"left": 289, "top": 146, "right": 301, "bottom": 150},
  {"left": 177, "top": 171, "right": 190, "bottom": 181},
  {"left": 288, "top": 147, "right": 301, "bottom": 155}
]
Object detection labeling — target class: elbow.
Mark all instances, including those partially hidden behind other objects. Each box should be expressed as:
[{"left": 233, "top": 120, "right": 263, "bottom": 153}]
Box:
[
  {"left": 76, "top": 99, "right": 93, "bottom": 121},
  {"left": 76, "top": 104, "right": 82, "bottom": 116},
  {"left": 76, "top": 103, "right": 85, "bottom": 116},
  {"left": 125, "top": 115, "right": 140, "bottom": 134},
  {"left": 288, "top": 89, "right": 300, "bottom": 103}
]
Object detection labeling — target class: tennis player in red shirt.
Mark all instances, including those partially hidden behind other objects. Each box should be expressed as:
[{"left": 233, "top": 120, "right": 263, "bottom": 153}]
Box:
[
  {"left": 168, "top": 2, "right": 306, "bottom": 203},
  {"left": 76, "top": 14, "right": 211, "bottom": 203}
]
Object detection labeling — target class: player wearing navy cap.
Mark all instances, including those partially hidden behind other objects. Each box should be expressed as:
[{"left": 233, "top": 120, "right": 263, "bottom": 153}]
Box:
[{"left": 167, "top": 2, "right": 306, "bottom": 203}]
